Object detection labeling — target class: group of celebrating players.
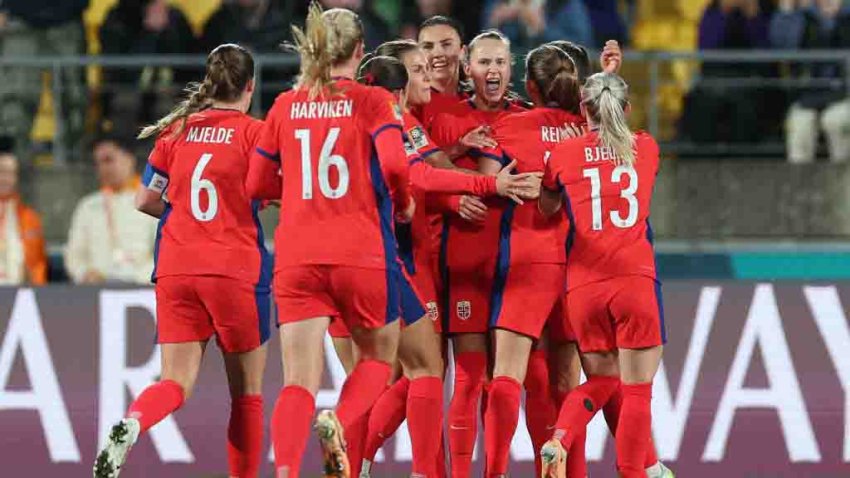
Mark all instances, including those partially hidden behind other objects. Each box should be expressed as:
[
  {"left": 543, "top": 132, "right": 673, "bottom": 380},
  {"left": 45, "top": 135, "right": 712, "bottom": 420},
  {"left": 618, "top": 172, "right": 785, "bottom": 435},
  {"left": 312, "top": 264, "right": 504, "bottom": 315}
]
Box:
[{"left": 92, "top": 2, "right": 672, "bottom": 478}]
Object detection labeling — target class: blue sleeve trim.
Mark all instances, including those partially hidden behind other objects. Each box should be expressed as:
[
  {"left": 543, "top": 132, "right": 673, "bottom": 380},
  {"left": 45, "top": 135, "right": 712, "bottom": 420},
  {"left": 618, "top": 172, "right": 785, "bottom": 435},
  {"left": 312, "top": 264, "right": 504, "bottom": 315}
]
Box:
[
  {"left": 372, "top": 123, "right": 403, "bottom": 140},
  {"left": 420, "top": 147, "right": 441, "bottom": 159},
  {"left": 409, "top": 157, "right": 424, "bottom": 166},
  {"left": 256, "top": 147, "right": 280, "bottom": 163},
  {"left": 142, "top": 163, "right": 168, "bottom": 186}
]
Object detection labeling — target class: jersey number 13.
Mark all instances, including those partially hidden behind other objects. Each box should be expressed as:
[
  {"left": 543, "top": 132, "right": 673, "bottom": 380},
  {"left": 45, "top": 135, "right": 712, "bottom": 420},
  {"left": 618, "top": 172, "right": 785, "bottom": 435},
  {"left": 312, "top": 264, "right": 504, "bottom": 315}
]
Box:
[{"left": 583, "top": 166, "right": 638, "bottom": 231}]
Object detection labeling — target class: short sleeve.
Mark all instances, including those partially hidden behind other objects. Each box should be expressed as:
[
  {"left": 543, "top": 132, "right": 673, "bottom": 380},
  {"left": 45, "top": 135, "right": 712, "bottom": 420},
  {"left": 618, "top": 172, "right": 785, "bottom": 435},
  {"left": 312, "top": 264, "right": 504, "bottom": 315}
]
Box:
[
  {"left": 243, "top": 118, "right": 265, "bottom": 156},
  {"left": 142, "top": 137, "right": 171, "bottom": 194},
  {"left": 255, "top": 100, "right": 282, "bottom": 163},
  {"left": 363, "top": 88, "right": 403, "bottom": 138}
]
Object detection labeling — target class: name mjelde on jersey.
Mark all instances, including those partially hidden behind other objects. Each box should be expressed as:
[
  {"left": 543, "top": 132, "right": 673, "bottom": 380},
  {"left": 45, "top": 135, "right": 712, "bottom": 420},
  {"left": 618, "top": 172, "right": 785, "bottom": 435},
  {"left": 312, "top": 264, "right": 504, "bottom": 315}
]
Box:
[{"left": 186, "top": 127, "right": 235, "bottom": 144}]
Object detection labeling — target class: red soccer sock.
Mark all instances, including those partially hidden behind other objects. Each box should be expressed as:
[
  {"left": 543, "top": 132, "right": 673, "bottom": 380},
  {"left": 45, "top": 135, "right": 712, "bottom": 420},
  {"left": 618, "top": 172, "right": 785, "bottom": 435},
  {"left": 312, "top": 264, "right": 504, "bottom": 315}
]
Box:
[
  {"left": 271, "top": 386, "right": 315, "bottom": 478},
  {"left": 523, "top": 350, "right": 557, "bottom": 474},
  {"left": 336, "top": 359, "right": 393, "bottom": 428},
  {"left": 483, "top": 376, "right": 522, "bottom": 477},
  {"left": 566, "top": 429, "right": 587, "bottom": 478},
  {"left": 408, "top": 376, "right": 444, "bottom": 476},
  {"left": 363, "top": 376, "right": 411, "bottom": 462},
  {"left": 554, "top": 375, "right": 619, "bottom": 451},
  {"left": 346, "top": 413, "right": 369, "bottom": 477},
  {"left": 435, "top": 428, "right": 447, "bottom": 478},
  {"left": 227, "top": 395, "right": 264, "bottom": 478},
  {"left": 603, "top": 383, "right": 659, "bottom": 468},
  {"left": 448, "top": 351, "right": 487, "bottom": 478},
  {"left": 616, "top": 383, "right": 653, "bottom": 478},
  {"left": 126, "top": 380, "right": 185, "bottom": 433}
]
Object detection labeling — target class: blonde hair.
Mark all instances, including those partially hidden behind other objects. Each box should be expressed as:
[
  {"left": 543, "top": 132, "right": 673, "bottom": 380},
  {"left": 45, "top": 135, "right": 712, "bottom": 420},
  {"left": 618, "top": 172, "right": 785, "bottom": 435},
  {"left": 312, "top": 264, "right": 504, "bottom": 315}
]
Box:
[
  {"left": 138, "top": 44, "right": 254, "bottom": 139},
  {"left": 290, "top": 1, "right": 364, "bottom": 99},
  {"left": 582, "top": 72, "right": 634, "bottom": 166}
]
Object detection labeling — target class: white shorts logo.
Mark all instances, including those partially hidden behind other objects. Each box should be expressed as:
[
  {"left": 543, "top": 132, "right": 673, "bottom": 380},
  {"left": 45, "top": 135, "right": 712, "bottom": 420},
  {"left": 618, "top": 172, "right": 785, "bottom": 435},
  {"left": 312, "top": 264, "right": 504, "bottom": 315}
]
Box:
[
  {"left": 426, "top": 301, "right": 439, "bottom": 321},
  {"left": 456, "top": 300, "right": 471, "bottom": 320}
]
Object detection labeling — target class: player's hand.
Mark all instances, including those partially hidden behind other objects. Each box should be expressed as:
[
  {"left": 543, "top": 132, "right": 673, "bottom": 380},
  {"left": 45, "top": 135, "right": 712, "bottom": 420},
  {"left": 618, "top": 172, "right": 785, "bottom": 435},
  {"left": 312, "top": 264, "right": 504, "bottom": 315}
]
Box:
[
  {"left": 396, "top": 196, "right": 416, "bottom": 224},
  {"left": 458, "top": 195, "right": 488, "bottom": 222},
  {"left": 460, "top": 125, "right": 497, "bottom": 151},
  {"left": 495, "top": 159, "right": 543, "bottom": 204},
  {"left": 562, "top": 122, "right": 587, "bottom": 138},
  {"left": 601, "top": 40, "right": 622, "bottom": 74}
]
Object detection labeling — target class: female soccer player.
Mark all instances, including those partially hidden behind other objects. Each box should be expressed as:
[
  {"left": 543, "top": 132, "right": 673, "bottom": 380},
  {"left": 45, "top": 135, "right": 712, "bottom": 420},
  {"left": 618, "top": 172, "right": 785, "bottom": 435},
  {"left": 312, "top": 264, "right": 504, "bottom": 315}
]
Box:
[
  {"left": 416, "top": 16, "right": 469, "bottom": 130},
  {"left": 245, "top": 3, "right": 426, "bottom": 477},
  {"left": 94, "top": 44, "right": 271, "bottom": 478},
  {"left": 539, "top": 72, "right": 666, "bottom": 478},
  {"left": 426, "top": 29, "right": 528, "bottom": 478},
  {"left": 471, "top": 44, "right": 584, "bottom": 478},
  {"left": 356, "top": 49, "right": 540, "bottom": 477}
]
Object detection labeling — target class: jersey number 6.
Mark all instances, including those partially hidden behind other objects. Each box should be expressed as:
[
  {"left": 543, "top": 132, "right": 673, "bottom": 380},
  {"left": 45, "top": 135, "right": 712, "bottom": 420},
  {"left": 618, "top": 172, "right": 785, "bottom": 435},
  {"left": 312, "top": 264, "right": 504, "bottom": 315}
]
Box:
[
  {"left": 295, "top": 127, "right": 350, "bottom": 200},
  {"left": 191, "top": 153, "right": 218, "bottom": 222},
  {"left": 583, "top": 166, "right": 638, "bottom": 231}
]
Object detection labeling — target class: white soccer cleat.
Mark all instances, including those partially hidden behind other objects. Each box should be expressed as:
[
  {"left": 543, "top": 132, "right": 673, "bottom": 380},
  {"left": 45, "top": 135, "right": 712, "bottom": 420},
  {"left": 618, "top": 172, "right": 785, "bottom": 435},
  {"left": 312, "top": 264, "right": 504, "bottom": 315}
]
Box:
[
  {"left": 93, "top": 418, "right": 141, "bottom": 478},
  {"left": 646, "top": 461, "right": 675, "bottom": 478},
  {"left": 359, "top": 458, "right": 372, "bottom": 478}
]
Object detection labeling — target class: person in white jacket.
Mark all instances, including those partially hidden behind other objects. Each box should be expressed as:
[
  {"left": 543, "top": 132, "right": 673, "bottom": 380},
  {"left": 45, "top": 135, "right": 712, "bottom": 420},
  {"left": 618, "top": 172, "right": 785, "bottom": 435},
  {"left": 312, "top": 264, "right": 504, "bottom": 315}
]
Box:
[{"left": 65, "top": 134, "right": 157, "bottom": 284}]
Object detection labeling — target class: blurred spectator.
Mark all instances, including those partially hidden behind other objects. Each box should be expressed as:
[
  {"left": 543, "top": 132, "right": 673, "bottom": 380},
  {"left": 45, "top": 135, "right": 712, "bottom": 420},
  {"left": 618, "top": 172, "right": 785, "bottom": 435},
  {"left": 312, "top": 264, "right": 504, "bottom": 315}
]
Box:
[
  {"left": 0, "top": 0, "right": 88, "bottom": 159},
  {"left": 99, "top": 0, "right": 197, "bottom": 137},
  {"left": 481, "top": 0, "right": 594, "bottom": 49},
  {"left": 65, "top": 135, "right": 156, "bottom": 284},
  {"left": 585, "top": 0, "right": 629, "bottom": 47},
  {"left": 201, "top": 0, "right": 292, "bottom": 53},
  {"left": 320, "top": 0, "right": 390, "bottom": 50},
  {"left": 0, "top": 148, "right": 47, "bottom": 285},
  {"left": 771, "top": 0, "right": 850, "bottom": 163},
  {"left": 399, "top": 0, "right": 454, "bottom": 39},
  {"left": 679, "top": 0, "right": 782, "bottom": 145}
]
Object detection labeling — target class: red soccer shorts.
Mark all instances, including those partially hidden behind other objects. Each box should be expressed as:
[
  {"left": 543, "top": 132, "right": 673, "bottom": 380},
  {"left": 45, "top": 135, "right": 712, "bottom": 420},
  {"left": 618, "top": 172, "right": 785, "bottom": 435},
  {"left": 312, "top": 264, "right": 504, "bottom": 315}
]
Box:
[
  {"left": 567, "top": 276, "right": 666, "bottom": 353},
  {"left": 547, "top": 294, "right": 577, "bottom": 343},
  {"left": 155, "top": 275, "right": 271, "bottom": 353},
  {"left": 326, "top": 264, "right": 430, "bottom": 338},
  {"left": 410, "top": 258, "right": 441, "bottom": 333},
  {"left": 489, "top": 263, "right": 566, "bottom": 339},
  {"left": 444, "top": 258, "right": 497, "bottom": 334},
  {"left": 275, "top": 265, "right": 424, "bottom": 333}
]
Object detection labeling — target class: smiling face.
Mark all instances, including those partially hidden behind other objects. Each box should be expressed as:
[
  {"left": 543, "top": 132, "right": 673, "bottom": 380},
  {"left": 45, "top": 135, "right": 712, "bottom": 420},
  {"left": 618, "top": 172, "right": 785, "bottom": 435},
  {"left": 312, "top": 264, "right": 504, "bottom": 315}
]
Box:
[
  {"left": 401, "top": 48, "right": 432, "bottom": 107},
  {"left": 465, "top": 37, "right": 511, "bottom": 109},
  {"left": 418, "top": 24, "right": 464, "bottom": 91}
]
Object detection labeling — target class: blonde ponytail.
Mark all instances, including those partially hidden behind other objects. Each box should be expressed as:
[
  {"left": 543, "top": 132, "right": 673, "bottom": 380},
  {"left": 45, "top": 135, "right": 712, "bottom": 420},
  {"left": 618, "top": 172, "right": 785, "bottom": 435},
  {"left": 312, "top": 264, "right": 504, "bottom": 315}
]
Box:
[
  {"left": 582, "top": 72, "right": 634, "bottom": 166},
  {"left": 138, "top": 43, "right": 255, "bottom": 140},
  {"left": 138, "top": 79, "right": 213, "bottom": 139},
  {"left": 290, "top": 1, "right": 364, "bottom": 99}
]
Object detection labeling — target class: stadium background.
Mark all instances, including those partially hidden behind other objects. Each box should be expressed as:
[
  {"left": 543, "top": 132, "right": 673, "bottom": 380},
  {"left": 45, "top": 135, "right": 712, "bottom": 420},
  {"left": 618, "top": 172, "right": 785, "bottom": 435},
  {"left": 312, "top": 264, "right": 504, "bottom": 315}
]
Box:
[{"left": 0, "top": 0, "right": 849, "bottom": 476}]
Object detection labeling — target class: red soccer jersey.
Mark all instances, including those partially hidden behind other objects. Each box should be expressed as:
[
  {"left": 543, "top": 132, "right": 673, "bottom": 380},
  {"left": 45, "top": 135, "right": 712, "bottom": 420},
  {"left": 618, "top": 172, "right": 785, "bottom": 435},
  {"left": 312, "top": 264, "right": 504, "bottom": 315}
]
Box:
[
  {"left": 429, "top": 99, "right": 524, "bottom": 270},
  {"left": 482, "top": 107, "right": 585, "bottom": 265},
  {"left": 144, "top": 108, "right": 271, "bottom": 286},
  {"left": 252, "top": 79, "right": 411, "bottom": 270},
  {"left": 544, "top": 130, "right": 660, "bottom": 290},
  {"left": 412, "top": 87, "right": 468, "bottom": 132}
]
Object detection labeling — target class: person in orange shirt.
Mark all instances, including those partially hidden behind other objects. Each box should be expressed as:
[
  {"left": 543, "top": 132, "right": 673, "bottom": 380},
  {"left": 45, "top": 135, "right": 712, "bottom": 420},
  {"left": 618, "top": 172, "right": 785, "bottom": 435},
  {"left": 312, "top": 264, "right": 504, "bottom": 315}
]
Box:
[{"left": 0, "top": 150, "right": 47, "bottom": 285}]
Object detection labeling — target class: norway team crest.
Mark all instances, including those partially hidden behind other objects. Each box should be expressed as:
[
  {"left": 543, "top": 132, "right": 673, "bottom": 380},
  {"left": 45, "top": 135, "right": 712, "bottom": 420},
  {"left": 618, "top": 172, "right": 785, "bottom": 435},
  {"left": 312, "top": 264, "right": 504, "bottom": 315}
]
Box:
[
  {"left": 456, "top": 300, "right": 471, "bottom": 320},
  {"left": 426, "top": 301, "right": 439, "bottom": 321}
]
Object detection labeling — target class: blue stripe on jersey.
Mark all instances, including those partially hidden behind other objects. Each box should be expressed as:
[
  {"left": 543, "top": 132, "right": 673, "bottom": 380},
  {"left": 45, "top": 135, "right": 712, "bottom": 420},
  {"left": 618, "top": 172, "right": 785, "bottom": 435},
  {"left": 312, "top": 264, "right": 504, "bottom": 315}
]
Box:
[
  {"left": 395, "top": 222, "right": 416, "bottom": 275},
  {"left": 561, "top": 182, "right": 576, "bottom": 259},
  {"left": 142, "top": 163, "right": 168, "bottom": 186},
  {"left": 439, "top": 219, "right": 451, "bottom": 334},
  {"left": 372, "top": 123, "right": 403, "bottom": 140},
  {"left": 420, "top": 147, "right": 440, "bottom": 159},
  {"left": 489, "top": 202, "right": 516, "bottom": 327},
  {"left": 150, "top": 203, "right": 173, "bottom": 283},
  {"left": 256, "top": 147, "right": 280, "bottom": 162},
  {"left": 369, "top": 150, "right": 402, "bottom": 325},
  {"left": 251, "top": 200, "right": 273, "bottom": 343},
  {"left": 469, "top": 149, "right": 510, "bottom": 167}
]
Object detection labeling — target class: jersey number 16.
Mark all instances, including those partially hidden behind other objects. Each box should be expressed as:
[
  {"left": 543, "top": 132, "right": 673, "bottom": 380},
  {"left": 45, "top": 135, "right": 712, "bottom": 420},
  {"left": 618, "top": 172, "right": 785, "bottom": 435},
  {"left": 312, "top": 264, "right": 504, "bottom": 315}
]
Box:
[{"left": 295, "top": 127, "right": 350, "bottom": 200}]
